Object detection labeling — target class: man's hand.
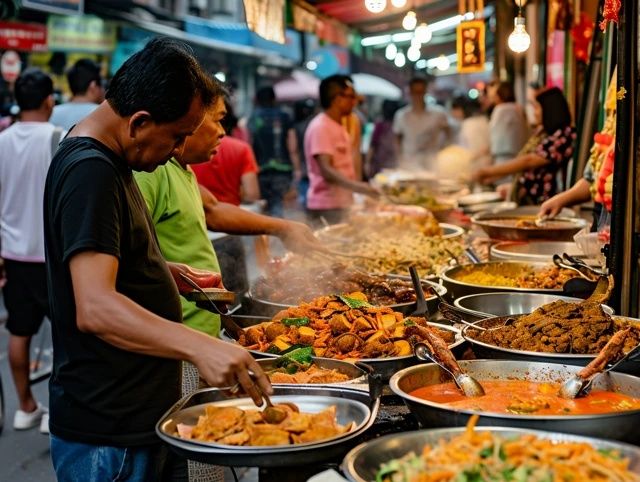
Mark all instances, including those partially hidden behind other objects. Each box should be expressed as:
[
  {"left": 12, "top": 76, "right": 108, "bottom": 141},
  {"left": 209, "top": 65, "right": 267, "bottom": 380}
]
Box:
[
  {"left": 539, "top": 195, "right": 565, "bottom": 218},
  {"left": 193, "top": 337, "right": 272, "bottom": 405},
  {"left": 274, "top": 220, "right": 325, "bottom": 253},
  {"left": 167, "top": 262, "right": 223, "bottom": 294}
]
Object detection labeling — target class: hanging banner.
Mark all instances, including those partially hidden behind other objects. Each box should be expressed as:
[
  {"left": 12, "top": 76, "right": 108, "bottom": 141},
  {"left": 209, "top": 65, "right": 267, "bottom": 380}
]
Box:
[
  {"left": 0, "top": 21, "right": 47, "bottom": 52},
  {"left": 456, "top": 20, "right": 485, "bottom": 73},
  {"left": 22, "top": 0, "right": 83, "bottom": 16},
  {"left": 242, "top": 0, "right": 285, "bottom": 44},
  {"left": 47, "top": 15, "right": 116, "bottom": 53},
  {"left": 292, "top": 4, "right": 317, "bottom": 34}
]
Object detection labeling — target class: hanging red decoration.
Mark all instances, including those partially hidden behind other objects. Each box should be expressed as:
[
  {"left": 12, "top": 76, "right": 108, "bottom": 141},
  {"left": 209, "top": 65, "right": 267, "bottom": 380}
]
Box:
[
  {"left": 571, "top": 12, "right": 594, "bottom": 62},
  {"left": 599, "top": 0, "right": 621, "bottom": 32}
]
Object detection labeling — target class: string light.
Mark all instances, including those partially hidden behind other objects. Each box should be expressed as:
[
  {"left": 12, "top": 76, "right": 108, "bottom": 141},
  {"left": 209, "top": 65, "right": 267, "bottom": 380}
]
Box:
[
  {"left": 385, "top": 42, "right": 398, "bottom": 60},
  {"left": 402, "top": 10, "right": 417, "bottom": 30},
  {"left": 364, "top": 0, "right": 386, "bottom": 13},
  {"left": 407, "top": 45, "right": 421, "bottom": 62},
  {"left": 435, "top": 54, "right": 450, "bottom": 71},
  {"left": 414, "top": 22, "right": 432, "bottom": 43},
  {"left": 508, "top": 14, "right": 531, "bottom": 52},
  {"left": 391, "top": 0, "right": 407, "bottom": 7},
  {"left": 394, "top": 51, "right": 406, "bottom": 67}
]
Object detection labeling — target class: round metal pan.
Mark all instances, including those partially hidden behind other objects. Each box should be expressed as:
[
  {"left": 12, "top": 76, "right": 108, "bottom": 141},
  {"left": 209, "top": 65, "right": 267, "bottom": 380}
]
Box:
[
  {"left": 440, "top": 261, "right": 569, "bottom": 300},
  {"left": 453, "top": 292, "right": 614, "bottom": 319},
  {"left": 247, "top": 280, "right": 447, "bottom": 318},
  {"left": 156, "top": 385, "right": 379, "bottom": 467},
  {"left": 315, "top": 222, "right": 464, "bottom": 241},
  {"left": 460, "top": 315, "right": 640, "bottom": 374},
  {"left": 220, "top": 322, "right": 466, "bottom": 381},
  {"left": 256, "top": 357, "right": 367, "bottom": 386},
  {"left": 472, "top": 212, "right": 588, "bottom": 241},
  {"left": 389, "top": 360, "right": 640, "bottom": 444},
  {"left": 342, "top": 426, "right": 640, "bottom": 482}
]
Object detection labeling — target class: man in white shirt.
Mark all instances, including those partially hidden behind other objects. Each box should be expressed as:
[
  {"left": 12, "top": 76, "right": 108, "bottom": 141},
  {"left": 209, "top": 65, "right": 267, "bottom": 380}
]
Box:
[
  {"left": 393, "top": 77, "right": 452, "bottom": 171},
  {"left": 50, "top": 59, "right": 104, "bottom": 131},
  {"left": 0, "top": 68, "right": 57, "bottom": 433}
]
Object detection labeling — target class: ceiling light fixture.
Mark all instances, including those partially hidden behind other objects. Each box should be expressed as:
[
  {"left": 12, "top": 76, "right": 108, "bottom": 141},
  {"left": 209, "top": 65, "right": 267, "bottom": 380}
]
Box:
[
  {"left": 385, "top": 42, "right": 398, "bottom": 60},
  {"left": 364, "top": 0, "right": 386, "bottom": 14},
  {"left": 414, "top": 22, "right": 432, "bottom": 43},
  {"left": 508, "top": 14, "right": 531, "bottom": 53},
  {"left": 402, "top": 10, "right": 417, "bottom": 30},
  {"left": 435, "top": 54, "right": 451, "bottom": 71}
]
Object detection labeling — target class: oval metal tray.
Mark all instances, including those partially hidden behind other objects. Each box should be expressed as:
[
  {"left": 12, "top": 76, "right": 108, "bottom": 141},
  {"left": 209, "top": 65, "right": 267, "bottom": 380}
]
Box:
[
  {"left": 156, "top": 385, "right": 379, "bottom": 467},
  {"left": 342, "top": 426, "right": 640, "bottom": 482},
  {"left": 256, "top": 357, "right": 367, "bottom": 386}
]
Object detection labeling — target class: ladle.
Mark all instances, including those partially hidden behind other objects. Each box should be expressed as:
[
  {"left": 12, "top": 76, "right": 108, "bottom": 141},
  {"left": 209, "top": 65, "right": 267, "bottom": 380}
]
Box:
[
  {"left": 227, "top": 372, "right": 299, "bottom": 423},
  {"left": 559, "top": 342, "right": 640, "bottom": 399},
  {"left": 414, "top": 342, "right": 485, "bottom": 397}
]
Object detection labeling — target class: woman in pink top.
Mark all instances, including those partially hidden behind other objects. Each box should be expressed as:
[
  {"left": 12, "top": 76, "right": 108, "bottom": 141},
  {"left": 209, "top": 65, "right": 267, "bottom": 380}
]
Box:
[{"left": 303, "top": 75, "right": 378, "bottom": 225}]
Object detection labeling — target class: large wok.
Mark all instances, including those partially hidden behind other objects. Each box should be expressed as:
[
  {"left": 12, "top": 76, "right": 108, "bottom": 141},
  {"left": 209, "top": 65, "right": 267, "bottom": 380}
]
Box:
[
  {"left": 156, "top": 385, "right": 380, "bottom": 467},
  {"left": 460, "top": 315, "right": 640, "bottom": 374},
  {"left": 342, "top": 426, "right": 640, "bottom": 482},
  {"left": 440, "top": 261, "right": 576, "bottom": 300},
  {"left": 389, "top": 360, "right": 640, "bottom": 443},
  {"left": 220, "top": 322, "right": 466, "bottom": 382},
  {"left": 247, "top": 280, "right": 447, "bottom": 318}
]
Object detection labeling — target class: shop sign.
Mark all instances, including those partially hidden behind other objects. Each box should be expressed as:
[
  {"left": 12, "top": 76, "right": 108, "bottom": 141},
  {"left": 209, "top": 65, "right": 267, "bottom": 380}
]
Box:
[
  {"left": 1, "top": 50, "right": 22, "bottom": 83},
  {"left": 22, "top": 0, "right": 83, "bottom": 16},
  {"left": 456, "top": 20, "right": 485, "bottom": 74},
  {"left": 47, "top": 15, "right": 116, "bottom": 53},
  {"left": 0, "top": 21, "right": 47, "bottom": 52}
]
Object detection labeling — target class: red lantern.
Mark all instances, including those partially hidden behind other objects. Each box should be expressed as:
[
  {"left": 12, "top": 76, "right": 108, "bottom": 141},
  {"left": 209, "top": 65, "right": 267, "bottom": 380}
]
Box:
[{"left": 571, "top": 12, "right": 594, "bottom": 63}]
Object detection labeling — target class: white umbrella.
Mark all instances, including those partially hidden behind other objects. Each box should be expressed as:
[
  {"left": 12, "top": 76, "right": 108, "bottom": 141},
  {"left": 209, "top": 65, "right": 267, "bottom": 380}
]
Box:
[
  {"left": 274, "top": 70, "right": 319, "bottom": 102},
  {"left": 351, "top": 73, "right": 402, "bottom": 99}
]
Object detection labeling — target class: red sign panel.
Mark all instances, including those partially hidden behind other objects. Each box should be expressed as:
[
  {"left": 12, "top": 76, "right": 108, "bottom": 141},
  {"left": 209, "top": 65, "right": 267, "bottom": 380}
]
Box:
[{"left": 0, "top": 21, "right": 47, "bottom": 52}]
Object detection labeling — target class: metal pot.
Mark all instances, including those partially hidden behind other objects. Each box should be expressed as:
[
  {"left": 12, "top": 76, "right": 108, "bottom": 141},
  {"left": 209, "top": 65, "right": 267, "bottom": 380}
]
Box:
[
  {"left": 389, "top": 360, "right": 640, "bottom": 443},
  {"left": 490, "top": 241, "right": 591, "bottom": 264},
  {"left": 460, "top": 315, "right": 640, "bottom": 374},
  {"left": 156, "top": 385, "right": 379, "bottom": 467},
  {"left": 248, "top": 280, "right": 447, "bottom": 318},
  {"left": 221, "top": 322, "right": 466, "bottom": 382},
  {"left": 342, "top": 426, "right": 640, "bottom": 482},
  {"left": 440, "top": 261, "right": 567, "bottom": 300},
  {"left": 453, "top": 292, "right": 614, "bottom": 318}
]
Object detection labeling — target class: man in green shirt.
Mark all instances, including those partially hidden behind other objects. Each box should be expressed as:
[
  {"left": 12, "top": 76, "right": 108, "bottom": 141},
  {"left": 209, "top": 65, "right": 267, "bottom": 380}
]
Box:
[{"left": 135, "top": 94, "right": 322, "bottom": 337}]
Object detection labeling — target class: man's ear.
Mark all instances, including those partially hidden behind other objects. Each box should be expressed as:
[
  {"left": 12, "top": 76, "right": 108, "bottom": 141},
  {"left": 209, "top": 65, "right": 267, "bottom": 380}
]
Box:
[{"left": 128, "top": 111, "right": 152, "bottom": 138}]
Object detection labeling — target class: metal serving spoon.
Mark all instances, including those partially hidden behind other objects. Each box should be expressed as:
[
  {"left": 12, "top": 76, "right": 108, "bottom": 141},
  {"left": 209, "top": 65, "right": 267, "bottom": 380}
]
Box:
[{"left": 414, "top": 343, "right": 485, "bottom": 397}]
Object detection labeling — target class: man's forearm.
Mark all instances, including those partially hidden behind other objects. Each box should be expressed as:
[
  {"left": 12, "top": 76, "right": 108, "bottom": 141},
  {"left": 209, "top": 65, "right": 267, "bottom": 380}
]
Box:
[{"left": 204, "top": 201, "right": 287, "bottom": 236}]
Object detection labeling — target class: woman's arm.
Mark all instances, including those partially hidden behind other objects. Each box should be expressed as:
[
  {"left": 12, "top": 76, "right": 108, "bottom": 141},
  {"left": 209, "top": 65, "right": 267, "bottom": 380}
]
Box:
[{"left": 473, "top": 153, "right": 548, "bottom": 184}]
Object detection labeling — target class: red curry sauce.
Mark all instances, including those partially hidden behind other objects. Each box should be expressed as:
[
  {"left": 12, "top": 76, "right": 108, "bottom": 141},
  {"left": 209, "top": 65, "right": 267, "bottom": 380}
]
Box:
[{"left": 409, "top": 380, "right": 640, "bottom": 415}]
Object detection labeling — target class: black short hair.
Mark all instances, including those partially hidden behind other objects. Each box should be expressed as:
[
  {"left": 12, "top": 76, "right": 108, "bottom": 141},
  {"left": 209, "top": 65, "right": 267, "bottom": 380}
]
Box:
[
  {"left": 319, "top": 75, "right": 353, "bottom": 109},
  {"left": 106, "top": 37, "right": 218, "bottom": 123},
  {"left": 496, "top": 81, "right": 516, "bottom": 102},
  {"left": 256, "top": 86, "right": 276, "bottom": 107},
  {"left": 15, "top": 68, "right": 53, "bottom": 111},
  {"left": 67, "top": 59, "right": 102, "bottom": 96},
  {"left": 408, "top": 76, "right": 431, "bottom": 89}
]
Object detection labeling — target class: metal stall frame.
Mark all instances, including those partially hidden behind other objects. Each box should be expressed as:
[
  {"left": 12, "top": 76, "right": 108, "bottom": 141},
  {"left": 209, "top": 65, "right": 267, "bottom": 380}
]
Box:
[{"left": 609, "top": 0, "right": 639, "bottom": 315}]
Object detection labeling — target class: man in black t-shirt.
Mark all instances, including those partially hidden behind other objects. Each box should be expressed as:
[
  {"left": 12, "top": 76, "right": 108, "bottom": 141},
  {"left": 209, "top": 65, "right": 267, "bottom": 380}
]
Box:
[{"left": 44, "top": 38, "right": 271, "bottom": 481}]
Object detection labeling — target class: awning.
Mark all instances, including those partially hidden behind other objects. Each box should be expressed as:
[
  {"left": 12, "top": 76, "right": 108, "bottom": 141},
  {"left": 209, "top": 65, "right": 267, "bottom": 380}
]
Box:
[
  {"left": 274, "top": 70, "right": 320, "bottom": 102},
  {"left": 351, "top": 72, "right": 402, "bottom": 99}
]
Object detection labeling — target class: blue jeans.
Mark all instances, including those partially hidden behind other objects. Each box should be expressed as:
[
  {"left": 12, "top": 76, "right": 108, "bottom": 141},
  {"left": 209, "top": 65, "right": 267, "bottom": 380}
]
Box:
[{"left": 50, "top": 435, "right": 163, "bottom": 482}]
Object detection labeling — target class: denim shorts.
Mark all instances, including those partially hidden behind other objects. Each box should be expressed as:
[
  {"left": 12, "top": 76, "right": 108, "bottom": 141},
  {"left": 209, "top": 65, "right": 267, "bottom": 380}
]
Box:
[{"left": 50, "top": 434, "right": 164, "bottom": 482}]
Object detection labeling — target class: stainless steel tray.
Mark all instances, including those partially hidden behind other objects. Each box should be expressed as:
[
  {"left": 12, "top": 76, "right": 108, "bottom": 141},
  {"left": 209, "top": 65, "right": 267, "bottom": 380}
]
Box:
[
  {"left": 256, "top": 357, "right": 367, "bottom": 386},
  {"left": 156, "top": 385, "right": 379, "bottom": 467},
  {"left": 220, "top": 322, "right": 466, "bottom": 381},
  {"left": 389, "top": 360, "right": 640, "bottom": 444},
  {"left": 343, "top": 426, "right": 640, "bottom": 482},
  {"left": 315, "top": 222, "right": 465, "bottom": 240}
]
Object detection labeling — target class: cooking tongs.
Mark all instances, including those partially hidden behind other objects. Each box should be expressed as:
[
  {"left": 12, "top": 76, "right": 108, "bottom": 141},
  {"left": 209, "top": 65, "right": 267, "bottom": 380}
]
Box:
[
  {"left": 553, "top": 253, "right": 605, "bottom": 279},
  {"left": 178, "top": 273, "right": 256, "bottom": 340}
]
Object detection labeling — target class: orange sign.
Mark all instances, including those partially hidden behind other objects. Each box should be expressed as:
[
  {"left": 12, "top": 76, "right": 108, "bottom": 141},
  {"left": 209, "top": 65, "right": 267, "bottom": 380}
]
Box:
[{"left": 457, "top": 20, "right": 485, "bottom": 73}]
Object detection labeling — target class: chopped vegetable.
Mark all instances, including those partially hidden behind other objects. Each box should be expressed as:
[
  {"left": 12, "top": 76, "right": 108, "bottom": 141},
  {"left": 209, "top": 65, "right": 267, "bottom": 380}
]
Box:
[
  {"left": 339, "top": 295, "right": 373, "bottom": 309},
  {"left": 280, "top": 317, "right": 310, "bottom": 327}
]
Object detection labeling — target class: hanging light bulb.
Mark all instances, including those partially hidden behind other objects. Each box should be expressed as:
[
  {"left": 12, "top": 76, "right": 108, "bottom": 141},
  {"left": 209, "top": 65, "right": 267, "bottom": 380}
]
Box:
[
  {"left": 402, "top": 10, "right": 417, "bottom": 30},
  {"left": 407, "top": 45, "right": 421, "bottom": 62},
  {"left": 508, "top": 15, "right": 531, "bottom": 53},
  {"left": 364, "top": 0, "right": 386, "bottom": 13},
  {"left": 414, "top": 22, "right": 432, "bottom": 44},
  {"left": 435, "top": 54, "right": 450, "bottom": 71},
  {"left": 394, "top": 51, "right": 406, "bottom": 67},
  {"left": 391, "top": 0, "right": 407, "bottom": 7},
  {"left": 410, "top": 36, "right": 421, "bottom": 49},
  {"left": 385, "top": 42, "right": 398, "bottom": 60}
]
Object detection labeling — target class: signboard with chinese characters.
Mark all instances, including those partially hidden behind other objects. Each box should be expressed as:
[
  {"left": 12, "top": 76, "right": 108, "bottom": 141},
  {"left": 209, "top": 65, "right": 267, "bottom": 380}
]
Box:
[
  {"left": 456, "top": 20, "right": 485, "bottom": 73},
  {"left": 47, "top": 15, "right": 116, "bottom": 53},
  {"left": 22, "top": 0, "right": 83, "bottom": 16},
  {"left": 0, "top": 21, "right": 47, "bottom": 52}
]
